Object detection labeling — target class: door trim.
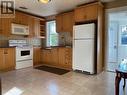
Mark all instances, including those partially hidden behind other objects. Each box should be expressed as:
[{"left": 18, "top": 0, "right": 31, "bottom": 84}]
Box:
[{"left": 105, "top": 6, "right": 127, "bottom": 71}]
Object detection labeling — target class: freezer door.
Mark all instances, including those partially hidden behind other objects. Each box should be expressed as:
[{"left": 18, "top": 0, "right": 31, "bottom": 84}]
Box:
[
  {"left": 73, "top": 39, "right": 95, "bottom": 74},
  {"left": 73, "top": 23, "right": 95, "bottom": 39}
]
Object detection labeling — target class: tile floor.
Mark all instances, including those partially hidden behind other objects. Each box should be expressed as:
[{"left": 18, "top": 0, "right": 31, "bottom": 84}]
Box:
[{"left": 0, "top": 67, "right": 126, "bottom": 95}]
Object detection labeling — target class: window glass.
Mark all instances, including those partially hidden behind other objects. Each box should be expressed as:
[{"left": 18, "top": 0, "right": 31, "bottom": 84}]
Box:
[
  {"left": 46, "top": 21, "right": 58, "bottom": 47},
  {"left": 121, "top": 25, "right": 127, "bottom": 45}
]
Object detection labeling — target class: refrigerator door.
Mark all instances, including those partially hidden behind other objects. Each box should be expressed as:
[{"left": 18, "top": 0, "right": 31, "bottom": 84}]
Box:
[
  {"left": 73, "top": 23, "right": 95, "bottom": 39},
  {"left": 73, "top": 39, "right": 95, "bottom": 74}
]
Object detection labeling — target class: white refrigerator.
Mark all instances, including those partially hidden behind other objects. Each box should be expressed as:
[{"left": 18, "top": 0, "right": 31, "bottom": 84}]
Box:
[{"left": 73, "top": 23, "right": 96, "bottom": 74}]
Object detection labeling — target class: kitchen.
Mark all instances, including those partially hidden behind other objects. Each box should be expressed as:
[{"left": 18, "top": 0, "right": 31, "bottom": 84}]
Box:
[{"left": 0, "top": 0, "right": 127, "bottom": 95}]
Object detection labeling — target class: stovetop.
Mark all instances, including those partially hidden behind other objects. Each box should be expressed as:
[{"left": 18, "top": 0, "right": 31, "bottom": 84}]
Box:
[{"left": 9, "top": 40, "right": 32, "bottom": 48}]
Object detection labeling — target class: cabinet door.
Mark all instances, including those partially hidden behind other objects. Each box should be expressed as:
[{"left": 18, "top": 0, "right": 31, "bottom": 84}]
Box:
[
  {"left": 85, "top": 4, "right": 98, "bottom": 21},
  {"left": 28, "top": 17, "right": 35, "bottom": 38},
  {"left": 21, "top": 13, "right": 29, "bottom": 25},
  {"left": 0, "top": 18, "right": 11, "bottom": 36},
  {"left": 46, "top": 50, "right": 52, "bottom": 65},
  {"left": 11, "top": 12, "right": 29, "bottom": 25},
  {"left": 75, "top": 3, "right": 98, "bottom": 22},
  {"left": 51, "top": 48, "right": 58, "bottom": 66},
  {"left": 62, "top": 12, "right": 74, "bottom": 32},
  {"left": 56, "top": 15, "right": 62, "bottom": 32},
  {"left": 0, "top": 49, "right": 4, "bottom": 71},
  {"left": 33, "top": 47, "right": 41, "bottom": 66},
  {"left": 2, "top": 18, "right": 11, "bottom": 36},
  {"left": 34, "top": 18, "right": 40, "bottom": 37},
  {"left": 0, "top": 18, "right": 2, "bottom": 34},
  {"left": 58, "top": 48, "right": 66, "bottom": 66},
  {"left": 11, "top": 12, "right": 22, "bottom": 24},
  {"left": 65, "top": 48, "right": 72, "bottom": 68},
  {"left": 4, "top": 48, "right": 15, "bottom": 70},
  {"left": 75, "top": 7, "right": 86, "bottom": 22},
  {"left": 40, "top": 19, "right": 46, "bottom": 37},
  {"left": 42, "top": 50, "right": 52, "bottom": 64}
]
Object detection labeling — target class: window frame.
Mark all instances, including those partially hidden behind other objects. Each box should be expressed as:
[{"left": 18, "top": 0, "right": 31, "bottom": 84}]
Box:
[{"left": 46, "top": 20, "right": 58, "bottom": 47}]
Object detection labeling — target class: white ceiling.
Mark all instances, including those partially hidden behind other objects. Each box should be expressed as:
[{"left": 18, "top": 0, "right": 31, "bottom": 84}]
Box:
[{"left": 15, "top": 0, "right": 115, "bottom": 17}]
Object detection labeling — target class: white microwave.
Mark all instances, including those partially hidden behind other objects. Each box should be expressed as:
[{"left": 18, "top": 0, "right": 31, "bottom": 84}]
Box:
[{"left": 11, "top": 23, "right": 29, "bottom": 35}]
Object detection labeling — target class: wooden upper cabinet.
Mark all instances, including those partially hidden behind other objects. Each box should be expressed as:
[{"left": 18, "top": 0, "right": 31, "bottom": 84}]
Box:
[
  {"left": 12, "top": 12, "right": 22, "bottom": 24},
  {"left": 40, "top": 19, "right": 46, "bottom": 38},
  {"left": 0, "top": 18, "right": 2, "bottom": 34},
  {"left": 0, "top": 18, "right": 11, "bottom": 36},
  {"left": 20, "top": 13, "right": 29, "bottom": 25},
  {"left": 33, "top": 18, "right": 46, "bottom": 38},
  {"left": 0, "top": 11, "right": 45, "bottom": 37},
  {"left": 12, "top": 11, "right": 29, "bottom": 25},
  {"left": 56, "top": 11, "right": 74, "bottom": 32},
  {"left": 74, "top": 3, "right": 99, "bottom": 22},
  {"left": 62, "top": 12, "right": 74, "bottom": 32},
  {"left": 56, "top": 14, "right": 62, "bottom": 32},
  {"left": 28, "top": 16, "right": 35, "bottom": 38},
  {"left": 34, "top": 18, "right": 40, "bottom": 37}
]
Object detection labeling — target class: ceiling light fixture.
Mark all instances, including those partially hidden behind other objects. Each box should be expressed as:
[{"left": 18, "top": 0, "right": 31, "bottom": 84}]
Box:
[{"left": 38, "top": 0, "right": 51, "bottom": 4}]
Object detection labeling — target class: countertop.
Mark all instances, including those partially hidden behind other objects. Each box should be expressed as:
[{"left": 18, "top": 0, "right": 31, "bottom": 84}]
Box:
[
  {"left": 0, "top": 46, "right": 16, "bottom": 48},
  {"left": 0, "top": 46, "right": 72, "bottom": 49},
  {"left": 42, "top": 46, "right": 72, "bottom": 50}
]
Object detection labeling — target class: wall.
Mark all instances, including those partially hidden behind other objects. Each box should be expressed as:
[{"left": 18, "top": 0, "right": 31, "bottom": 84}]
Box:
[
  {"left": 104, "top": 0, "right": 127, "bottom": 69},
  {"left": 0, "top": 35, "right": 42, "bottom": 47},
  {"left": 117, "top": 20, "right": 127, "bottom": 64},
  {"left": 58, "top": 32, "right": 72, "bottom": 46},
  {"left": 104, "top": 0, "right": 127, "bottom": 9},
  {"left": 45, "top": 15, "right": 56, "bottom": 21}
]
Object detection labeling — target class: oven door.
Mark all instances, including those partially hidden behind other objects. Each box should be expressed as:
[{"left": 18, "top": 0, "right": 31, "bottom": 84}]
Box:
[{"left": 16, "top": 47, "right": 33, "bottom": 61}]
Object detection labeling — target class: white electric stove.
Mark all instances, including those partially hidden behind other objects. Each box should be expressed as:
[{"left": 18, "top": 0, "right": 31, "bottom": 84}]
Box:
[{"left": 9, "top": 40, "right": 33, "bottom": 69}]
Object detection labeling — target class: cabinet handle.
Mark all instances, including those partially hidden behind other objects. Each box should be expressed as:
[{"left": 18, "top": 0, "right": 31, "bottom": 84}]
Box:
[
  {"left": 84, "top": 15, "right": 87, "bottom": 19},
  {"left": 4, "top": 51, "right": 8, "bottom": 54}
]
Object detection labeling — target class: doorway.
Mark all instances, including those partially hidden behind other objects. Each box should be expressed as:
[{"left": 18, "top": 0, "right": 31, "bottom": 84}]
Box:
[{"left": 106, "top": 6, "right": 127, "bottom": 72}]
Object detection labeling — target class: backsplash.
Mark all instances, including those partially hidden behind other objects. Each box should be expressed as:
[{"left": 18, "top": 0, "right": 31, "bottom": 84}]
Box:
[
  {"left": 0, "top": 35, "right": 42, "bottom": 47},
  {"left": 58, "top": 32, "right": 72, "bottom": 46},
  {"left": 0, "top": 32, "right": 72, "bottom": 47}
]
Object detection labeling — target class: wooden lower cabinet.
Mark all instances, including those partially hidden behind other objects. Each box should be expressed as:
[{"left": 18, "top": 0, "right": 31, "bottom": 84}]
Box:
[
  {"left": 51, "top": 48, "right": 59, "bottom": 66},
  {"left": 41, "top": 48, "right": 72, "bottom": 70},
  {"left": 0, "top": 48, "right": 15, "bottom": 72},
  {"left": 0, "top": 49, "right": 4, "bottom": 71},
  {"left": 42, "top": 49, "right": 52, "bottom": 65},
  {"left": 58, "top": 48, "right": 72, "bottom": 69},
  {"left": 58, "top": 48, "right": 66, "bottom": 66},
  {"left": 65, "top": 48, "right": 72, "bottom": 68},
  {"left": 33, "top": 47, "right": 42, "bottom": 66}
]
